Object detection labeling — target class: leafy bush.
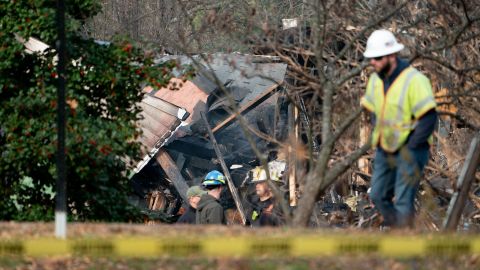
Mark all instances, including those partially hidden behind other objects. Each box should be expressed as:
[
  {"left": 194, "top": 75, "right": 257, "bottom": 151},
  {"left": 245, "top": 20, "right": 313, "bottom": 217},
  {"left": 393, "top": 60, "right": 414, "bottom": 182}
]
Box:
[{"left": 0, "top": 0, "right": 173, "bottom": 221}]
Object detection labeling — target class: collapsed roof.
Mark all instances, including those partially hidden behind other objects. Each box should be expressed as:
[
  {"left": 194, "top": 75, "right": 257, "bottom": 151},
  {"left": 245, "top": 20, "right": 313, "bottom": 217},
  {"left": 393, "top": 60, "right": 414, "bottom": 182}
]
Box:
[
  {"left": 130, "top": 54, "right": 288, "bottom": 214},
  {"left": 135, "top": 53, "right": 287, "bottom": 172}
]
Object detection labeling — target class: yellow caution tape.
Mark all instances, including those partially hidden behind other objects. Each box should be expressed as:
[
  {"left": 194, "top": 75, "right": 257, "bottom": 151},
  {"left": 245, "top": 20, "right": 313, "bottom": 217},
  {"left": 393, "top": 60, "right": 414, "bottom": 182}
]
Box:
[{"left": 0, "top": 235, "right": 478, "bottom": 258}]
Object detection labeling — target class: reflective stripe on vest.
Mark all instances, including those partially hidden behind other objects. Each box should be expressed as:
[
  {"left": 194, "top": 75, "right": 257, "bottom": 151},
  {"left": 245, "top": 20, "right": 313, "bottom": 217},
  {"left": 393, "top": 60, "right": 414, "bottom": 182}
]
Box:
[
  {"left": 412, "top": 96, "right": 436, "bottom": 116},
  {"left": 365, "top": 79, "right": 376, "bottom": 106},
  {"left": 389, "top": 69, "right": 419, "bottom": 149}
]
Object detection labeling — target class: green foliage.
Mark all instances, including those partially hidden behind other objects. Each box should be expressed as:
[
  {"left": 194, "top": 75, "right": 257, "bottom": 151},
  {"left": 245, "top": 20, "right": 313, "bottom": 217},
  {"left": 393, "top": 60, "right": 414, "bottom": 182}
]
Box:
[{"left": 0, "top": 0, "right": 173, "bottom": 221}]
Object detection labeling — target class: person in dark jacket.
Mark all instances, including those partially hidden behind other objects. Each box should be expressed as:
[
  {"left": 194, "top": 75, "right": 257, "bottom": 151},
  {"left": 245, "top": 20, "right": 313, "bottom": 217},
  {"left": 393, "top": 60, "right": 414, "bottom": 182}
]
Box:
[
  {"left": 176, "top": 185, "right": 206, "bottom": 224},
  {"left": 248, "top": 167, "right": 284, "bottom": 227},
  {"left": 196, "top": 170, "right": 227, "bottom": 225}
]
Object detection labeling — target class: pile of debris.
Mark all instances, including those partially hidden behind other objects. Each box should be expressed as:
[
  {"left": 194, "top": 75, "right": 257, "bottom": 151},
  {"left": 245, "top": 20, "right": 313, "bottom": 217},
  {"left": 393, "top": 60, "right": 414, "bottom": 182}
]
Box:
[
  {"left": 128, "top": 53, "right": 292, "bottom": 223},
  {"left": 127, "top": 53, "right": 480, "bottom": 231}
]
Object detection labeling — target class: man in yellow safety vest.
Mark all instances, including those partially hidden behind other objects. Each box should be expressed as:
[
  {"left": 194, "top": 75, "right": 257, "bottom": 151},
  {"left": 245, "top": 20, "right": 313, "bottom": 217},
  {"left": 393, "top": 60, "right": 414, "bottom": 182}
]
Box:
[{"left": 361, "top": 29, "right": 437, "bottom": 228}]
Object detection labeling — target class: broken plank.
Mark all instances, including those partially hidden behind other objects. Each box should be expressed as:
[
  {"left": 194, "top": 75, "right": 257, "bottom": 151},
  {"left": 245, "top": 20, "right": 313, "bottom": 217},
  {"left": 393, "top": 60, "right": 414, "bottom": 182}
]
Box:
[
  {"left": 202, "top": 112, "right": 247, "bottom": 225},
  {"left": 443, "top": 132, "right": 480, "bottom": 231},
  {"left": 357, "top": 112, "right": 371, "bottom": 185},
  {"left": 212, "top": 84, "right": 281, "bottom": 134},
  {"left": 156, "top": 149, "right": 190, "bottom": 202},
  {"left": 287, "top": 102, "right": 298, "bottom": 207},
  {"left": 189, "top": 156, "right": 214, "bottom": 170},
  {"left": 175, "top": 153, "right": 186, "bottom": 171}
]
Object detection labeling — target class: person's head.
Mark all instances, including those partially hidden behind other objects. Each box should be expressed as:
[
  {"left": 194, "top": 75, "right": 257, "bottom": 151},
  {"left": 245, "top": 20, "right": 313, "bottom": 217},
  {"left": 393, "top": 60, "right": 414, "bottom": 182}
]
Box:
[
  {"left": 364, "top": 29, "right": 404, "bottom": 75},
  {"left": 251, "top": 168, "right": 282, "bottom": 201},
  {"left": 254, "top": 181, "right": 271, "bottom": 199},
  {"left": 186, "top": 185, "right": 207, "bottom": 209},
  {"left": 202, "top": 170, "right": 226, "bottom": 199}
]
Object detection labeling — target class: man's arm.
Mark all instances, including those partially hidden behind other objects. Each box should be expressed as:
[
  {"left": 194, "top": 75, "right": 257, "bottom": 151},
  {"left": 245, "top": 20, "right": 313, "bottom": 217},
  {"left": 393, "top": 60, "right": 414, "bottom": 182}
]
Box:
[{"left": 407, "top": 109, "right": 437, "bottom": 149}]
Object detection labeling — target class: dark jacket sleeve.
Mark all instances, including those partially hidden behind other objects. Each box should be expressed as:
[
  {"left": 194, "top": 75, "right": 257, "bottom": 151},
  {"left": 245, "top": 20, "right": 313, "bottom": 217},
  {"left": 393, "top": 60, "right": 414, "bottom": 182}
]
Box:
[
  {"left": 407, "top": 109, "right": 437, "bottom": 149},
  {"left": 259, "top": 211, "right": 283, "bottom": 226},
  {"left": 177, "top": 214, "right": 188, "bottom": 224},
  {"left": 176, "top": 208, "right": 196, "bottom": 224},
  {"left": 209, "top": 205, "right": 226, "bottom": 224}
]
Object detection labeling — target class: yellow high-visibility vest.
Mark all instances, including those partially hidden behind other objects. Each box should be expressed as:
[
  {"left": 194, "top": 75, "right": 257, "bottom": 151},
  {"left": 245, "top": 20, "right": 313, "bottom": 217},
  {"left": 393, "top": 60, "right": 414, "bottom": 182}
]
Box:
[{"left": 361, "top": 67, "right": 437, "bottom": 153}]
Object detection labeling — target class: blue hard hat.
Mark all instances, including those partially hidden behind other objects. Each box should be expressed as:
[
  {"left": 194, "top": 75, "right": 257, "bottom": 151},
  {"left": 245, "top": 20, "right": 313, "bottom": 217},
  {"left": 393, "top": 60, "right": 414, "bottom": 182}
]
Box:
[{"left": 203, "top": 170, "right": 226, "bottom": 186}]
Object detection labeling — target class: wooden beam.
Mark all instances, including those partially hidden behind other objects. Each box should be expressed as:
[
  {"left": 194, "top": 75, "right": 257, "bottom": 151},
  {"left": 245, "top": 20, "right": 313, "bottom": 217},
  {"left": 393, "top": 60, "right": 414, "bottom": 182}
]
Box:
[
  {"left": 443, "top": 132, "right": 480, "bottom": 231},
  {"left": 201, "top": 112, "right": 247, "bottom": 225},
  {"left": 156, "top": 149, "right": 190, "bottom": 202},
  {"left": 287, "top": 102, "right": 298, "bottom": 207},
  {"left": 357, "top": 112, "right": 371, "bottom": 187},
  {"left": 212, "top": 84, "right": 281, "bottom": 134},
  {"left": 175, "top": 153, "right": 186, "bottom": 171},
  {"left": 189, "top": 156, "right": 214, "bottom": 170}
]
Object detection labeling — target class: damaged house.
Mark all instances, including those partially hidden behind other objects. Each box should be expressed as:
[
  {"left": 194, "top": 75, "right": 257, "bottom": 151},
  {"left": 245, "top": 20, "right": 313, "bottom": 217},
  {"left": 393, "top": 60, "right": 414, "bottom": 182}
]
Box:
[{"left": 129, "top": 54, "right": 290, "bottom": 223}]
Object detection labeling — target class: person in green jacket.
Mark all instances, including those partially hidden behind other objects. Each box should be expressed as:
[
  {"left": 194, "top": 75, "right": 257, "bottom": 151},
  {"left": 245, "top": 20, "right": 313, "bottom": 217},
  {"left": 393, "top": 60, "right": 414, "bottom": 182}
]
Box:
[{"left": 196, "top": 170, "right": 227, "bottom": 225}]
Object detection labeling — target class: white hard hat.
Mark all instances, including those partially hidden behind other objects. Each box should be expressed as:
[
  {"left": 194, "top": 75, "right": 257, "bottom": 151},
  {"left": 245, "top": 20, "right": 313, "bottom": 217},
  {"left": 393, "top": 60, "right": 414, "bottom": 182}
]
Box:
[
  {"left": 251, "top": 167, "right": 283, "bottom": 183},
  {"left": 252, "top": 168, "right": 268, "bottom": 182},
  {"left": 363, "top": 29, "right": 404, "bottom": 58}
]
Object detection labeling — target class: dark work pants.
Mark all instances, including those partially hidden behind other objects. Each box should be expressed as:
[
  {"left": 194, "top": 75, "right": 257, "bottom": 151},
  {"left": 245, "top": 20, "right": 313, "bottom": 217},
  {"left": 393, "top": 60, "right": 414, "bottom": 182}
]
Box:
[{"left": 369, "top": 146, "right": 429, "bottom": 227}]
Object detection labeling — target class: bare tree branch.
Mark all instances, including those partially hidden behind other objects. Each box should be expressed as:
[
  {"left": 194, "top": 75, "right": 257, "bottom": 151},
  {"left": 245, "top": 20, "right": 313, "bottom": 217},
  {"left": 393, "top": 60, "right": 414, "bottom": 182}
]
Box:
[
  {"left": 437, "top": 111, "right": 480, "bottom": 131},
  {"left": 323, "top": 142, "right": 372, "bottom": 190},
  {"left": 335, "top": 61, "right": 369, "bottom": 87}
]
